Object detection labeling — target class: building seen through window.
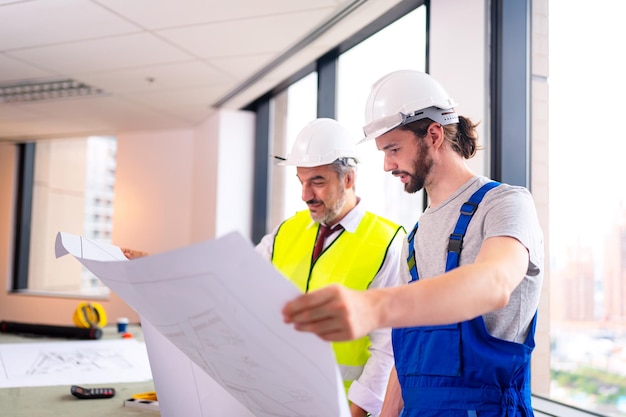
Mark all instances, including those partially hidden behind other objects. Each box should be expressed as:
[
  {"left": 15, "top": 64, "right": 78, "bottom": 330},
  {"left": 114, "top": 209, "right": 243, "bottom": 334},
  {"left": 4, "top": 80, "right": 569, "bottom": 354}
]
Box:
[
  {"left": 548, "top": 1, "right": 626, "bottom": 415},
  {"left": 27, "top": 136, "right": 116, "bottom": 296}
]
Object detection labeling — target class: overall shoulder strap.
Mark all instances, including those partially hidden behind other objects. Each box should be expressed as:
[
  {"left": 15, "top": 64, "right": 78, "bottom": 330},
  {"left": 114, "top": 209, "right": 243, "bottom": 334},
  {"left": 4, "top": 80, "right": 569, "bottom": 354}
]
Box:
[
  {"left": 407, "top": 222, "right": 419, "bottom": 282},
  {"left": 445, "top": 181, "right": 501, "bottom": 271}
]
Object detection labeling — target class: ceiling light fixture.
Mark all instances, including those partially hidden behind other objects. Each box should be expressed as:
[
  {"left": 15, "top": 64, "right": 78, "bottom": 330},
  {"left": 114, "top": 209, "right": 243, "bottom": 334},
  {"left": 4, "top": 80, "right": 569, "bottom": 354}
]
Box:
[{"left": 0, "top": 78, "right": 107, "bottom": 104}]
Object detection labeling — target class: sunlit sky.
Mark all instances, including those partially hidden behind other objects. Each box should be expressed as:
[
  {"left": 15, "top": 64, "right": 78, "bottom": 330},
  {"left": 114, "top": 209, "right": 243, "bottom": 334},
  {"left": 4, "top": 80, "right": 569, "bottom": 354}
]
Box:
[{"left": 548, "top": 1, "right": 626, "bottom": 252}]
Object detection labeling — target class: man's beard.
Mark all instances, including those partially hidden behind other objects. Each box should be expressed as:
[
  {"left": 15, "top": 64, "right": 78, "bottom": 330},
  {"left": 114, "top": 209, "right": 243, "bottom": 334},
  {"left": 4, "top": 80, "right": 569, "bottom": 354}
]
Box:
[
  {"left": 398, "top": 140, "right": 433, "bottom": 194},
  {"left": 404, "top": 153, "right": 432, "bottom": 193},
  {"left": 310, "top": 187, "right": 347, "bottom": 225}
]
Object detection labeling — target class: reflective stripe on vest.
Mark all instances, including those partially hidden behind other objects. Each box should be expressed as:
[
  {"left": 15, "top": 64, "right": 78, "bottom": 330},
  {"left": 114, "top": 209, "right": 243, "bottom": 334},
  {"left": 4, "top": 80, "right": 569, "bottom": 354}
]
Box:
[{"left": 339, "top": 364, "right": 366, "bottom": 382}]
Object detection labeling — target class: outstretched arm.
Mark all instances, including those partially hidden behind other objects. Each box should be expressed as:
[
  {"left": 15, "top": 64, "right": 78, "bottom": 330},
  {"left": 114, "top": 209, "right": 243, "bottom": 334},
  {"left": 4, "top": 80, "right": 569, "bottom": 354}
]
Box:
[{"left": 283, "top": 235, "right": 529, "bottom": 340}]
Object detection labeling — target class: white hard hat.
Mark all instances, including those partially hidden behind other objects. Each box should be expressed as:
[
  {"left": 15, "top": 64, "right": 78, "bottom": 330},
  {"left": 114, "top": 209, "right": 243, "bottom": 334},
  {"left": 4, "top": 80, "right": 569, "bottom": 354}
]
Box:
[
  {"left": 361, "top": 70, "right": 459, "bottom": 142},
  {"left": 279, "top": 118, "right": 359, "bottom": 167}
]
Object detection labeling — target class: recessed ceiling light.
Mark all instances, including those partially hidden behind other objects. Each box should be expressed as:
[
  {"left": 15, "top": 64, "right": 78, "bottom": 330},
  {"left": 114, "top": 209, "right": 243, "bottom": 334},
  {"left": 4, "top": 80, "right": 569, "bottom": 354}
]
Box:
[{"left": 0, "top": 78, "right": 107, "bottom": 104}]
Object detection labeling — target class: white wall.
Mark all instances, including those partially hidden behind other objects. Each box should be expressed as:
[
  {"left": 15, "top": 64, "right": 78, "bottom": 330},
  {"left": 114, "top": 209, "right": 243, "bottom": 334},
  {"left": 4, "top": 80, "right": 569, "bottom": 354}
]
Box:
[
  {"left": 191, "top": 109, "right": 255, "bottom": 242},
  {"left": 114, "top": 128, "right": 195, "bottom": 255}
]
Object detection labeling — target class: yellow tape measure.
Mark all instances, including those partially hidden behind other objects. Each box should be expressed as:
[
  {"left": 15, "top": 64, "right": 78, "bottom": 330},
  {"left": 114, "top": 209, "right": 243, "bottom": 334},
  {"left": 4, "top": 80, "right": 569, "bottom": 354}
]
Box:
[
  {"left": 132, "top": 391, "right": 157, "bottom": 401},
  {"left": 73, "top": 302, "right": 107, "bottom": 328}
]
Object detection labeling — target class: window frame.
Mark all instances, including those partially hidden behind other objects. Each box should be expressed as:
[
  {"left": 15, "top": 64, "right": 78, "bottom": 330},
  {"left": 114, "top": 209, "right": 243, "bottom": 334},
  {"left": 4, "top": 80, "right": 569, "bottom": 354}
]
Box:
[
  {"left": 11, "top": 138, "right": 118, "bottom": 298},
  {"left": 490, "top": 0, "right": 531, "bottom": 188},
  {"left": 12, "top": 142, "right": 35, "bottom": 291}
]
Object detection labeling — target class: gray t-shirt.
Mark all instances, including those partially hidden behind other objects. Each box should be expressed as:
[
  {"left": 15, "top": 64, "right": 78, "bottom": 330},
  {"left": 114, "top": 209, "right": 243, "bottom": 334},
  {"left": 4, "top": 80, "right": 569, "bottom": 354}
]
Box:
[{"left": 413, "top": 176, "right": 544, "bottom": 343}]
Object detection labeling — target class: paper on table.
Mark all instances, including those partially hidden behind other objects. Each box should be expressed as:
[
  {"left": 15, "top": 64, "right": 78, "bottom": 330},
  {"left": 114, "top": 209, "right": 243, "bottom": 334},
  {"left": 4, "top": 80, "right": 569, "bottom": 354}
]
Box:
[
  {"left": 0, "top": 339, "right": 152, "bottom": 388},
  {"left": 55, "top": 231, "right": 349, "bottom": 417}
]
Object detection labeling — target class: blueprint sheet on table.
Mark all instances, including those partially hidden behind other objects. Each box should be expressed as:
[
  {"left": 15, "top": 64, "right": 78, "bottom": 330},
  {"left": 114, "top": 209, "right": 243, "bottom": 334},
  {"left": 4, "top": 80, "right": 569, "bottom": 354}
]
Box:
[
  {"left": 0, "top": 338, "right": 152, "bottom": 388},
  {"left": 55, "top": 231, "right": 349, "bottom": 417}
]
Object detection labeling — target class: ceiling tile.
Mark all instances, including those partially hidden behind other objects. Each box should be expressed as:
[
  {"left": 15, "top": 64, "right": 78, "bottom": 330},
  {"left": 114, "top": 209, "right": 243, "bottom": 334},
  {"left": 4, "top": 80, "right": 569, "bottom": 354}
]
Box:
[
  {"left": 157, "top": 8, "right": 333, "bottom": 58},
  {"left": 208, "top": 53, "right": 274, "bottom": 80},
  {"left": 6, "top": 33, "right": 194, "bottom": 74},
  {"left": 128, "top": 84, "right": 233, "bottom": 123},
  {"left": 4, "top": 95, "right": 191, "bottom": 138},
  {"left": 129, "top": 85, "right": 232, "bottom": 107},
  {"left": 0, "top": 0, "right": 141, "bottom": 50},
  {"left": 97, "top": 0, "right": 337, "bottom": 29},
  {"left": 222, "top": 77, "right": 283, "bottom": 110},
  {"left": 76, "top": 61, "right": 235, "bottom": 94},
  {"left": 0, "top": 55, "right": 55, "bottom": 83}
]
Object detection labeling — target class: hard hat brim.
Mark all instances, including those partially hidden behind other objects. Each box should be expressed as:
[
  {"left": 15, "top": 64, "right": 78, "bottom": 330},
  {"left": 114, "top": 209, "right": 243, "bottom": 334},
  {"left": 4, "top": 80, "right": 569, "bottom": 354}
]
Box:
[{"left": 360, "top": 106, "right": 459, "bottom": 143}]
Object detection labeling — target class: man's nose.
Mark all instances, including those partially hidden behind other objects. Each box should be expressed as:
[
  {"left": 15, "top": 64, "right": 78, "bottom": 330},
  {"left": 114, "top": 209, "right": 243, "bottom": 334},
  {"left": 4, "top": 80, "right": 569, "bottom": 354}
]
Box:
[
  {"left": 383, "top": 155, "right": 396, "bottom": 172},
  {"left": 302, "top": 184, "right": 313, "bottom": 202}
]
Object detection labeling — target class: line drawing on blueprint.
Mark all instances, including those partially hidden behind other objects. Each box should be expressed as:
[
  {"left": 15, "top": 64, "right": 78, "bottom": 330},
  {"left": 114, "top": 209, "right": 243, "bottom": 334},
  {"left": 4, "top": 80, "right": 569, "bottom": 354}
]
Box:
[
  {"left": 150, "top": 274, "right": 326, "bottom": 417},
  {"left": 25, "top": 347, "right": 133, "bottom": 375},
  {"left": 0, "top": 338, "right": 153, "bottom": 389}
]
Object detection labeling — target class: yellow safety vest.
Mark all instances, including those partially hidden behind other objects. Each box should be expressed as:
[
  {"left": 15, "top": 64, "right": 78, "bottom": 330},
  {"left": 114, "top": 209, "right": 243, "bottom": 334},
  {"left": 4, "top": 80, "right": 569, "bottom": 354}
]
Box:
[{"left": 272, "top": 210, "right": 404, "bottom": 393}]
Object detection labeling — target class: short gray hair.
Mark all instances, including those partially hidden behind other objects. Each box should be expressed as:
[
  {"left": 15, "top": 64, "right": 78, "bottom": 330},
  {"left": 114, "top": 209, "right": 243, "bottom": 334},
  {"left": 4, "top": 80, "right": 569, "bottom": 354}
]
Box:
[{"left": 329, "top": 157, "right": 357, "bottom": 180}]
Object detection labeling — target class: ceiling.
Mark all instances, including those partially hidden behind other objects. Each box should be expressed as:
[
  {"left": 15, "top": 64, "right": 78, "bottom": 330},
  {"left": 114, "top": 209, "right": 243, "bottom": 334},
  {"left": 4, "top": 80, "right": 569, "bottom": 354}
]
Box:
[{"left": 0, "top": 0, "right": 405, "bottom": 142}]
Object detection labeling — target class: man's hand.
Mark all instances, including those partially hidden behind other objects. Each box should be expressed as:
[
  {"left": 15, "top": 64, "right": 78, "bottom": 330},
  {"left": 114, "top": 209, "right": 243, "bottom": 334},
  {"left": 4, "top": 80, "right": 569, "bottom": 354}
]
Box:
[
  {"left": 121, "top": 248, "right": 149, "bottom": 259},
  {"left": 282, "top": 284, "right": 379, "bottom": 341}
]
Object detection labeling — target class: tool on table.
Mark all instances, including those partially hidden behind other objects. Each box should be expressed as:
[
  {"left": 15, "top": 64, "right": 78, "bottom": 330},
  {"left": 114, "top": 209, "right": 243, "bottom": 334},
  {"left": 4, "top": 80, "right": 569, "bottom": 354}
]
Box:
[
  {"left": 73, "top": 302, "right": 108, "bottom": 329},
  {"left": 70, "top": 385, "right": 116, "bottom": 399},
  {"left": 132, "top": 391, "right": 157, "bottom": 401},
  {"left": 124, "top": 391, "right": 159, "bottom": 412},
  {"left": 0, "top": 321, "right": 102, "bottom": 339}
]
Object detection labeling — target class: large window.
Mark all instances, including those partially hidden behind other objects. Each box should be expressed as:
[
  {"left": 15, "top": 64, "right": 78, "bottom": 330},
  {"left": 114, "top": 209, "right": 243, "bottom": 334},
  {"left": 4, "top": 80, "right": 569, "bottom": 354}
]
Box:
[
  {"left": 263, "top": 5, "right": 427, "bottom": 234},
  {"left": 267, "top": 72, "right": 318, "bottom": 231},
  {"left": 15, "top": 136, "right": 117, "bottom": 297},
  {"left": 548, "top": 1, "right": 626, "bottom": 414},
  {"left": 337, "top": 6, "right": 427, "bottom": 231}
]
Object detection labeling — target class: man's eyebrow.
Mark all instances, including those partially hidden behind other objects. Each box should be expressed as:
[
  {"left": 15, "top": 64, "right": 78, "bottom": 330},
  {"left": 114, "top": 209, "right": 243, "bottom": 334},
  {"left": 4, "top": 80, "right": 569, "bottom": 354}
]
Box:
[
  {"left": 380, "top": 142, "right": 398, "bottom": 151},
  {"left": 298, "top": 174, "right": 326, "bottom": 182}
]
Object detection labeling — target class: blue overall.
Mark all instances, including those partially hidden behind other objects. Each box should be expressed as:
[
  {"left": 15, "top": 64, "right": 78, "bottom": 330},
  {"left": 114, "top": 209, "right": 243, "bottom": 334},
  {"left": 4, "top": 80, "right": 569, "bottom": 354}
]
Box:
[{"left": 392, "top": 182, "right": 537, "bottom": 416}]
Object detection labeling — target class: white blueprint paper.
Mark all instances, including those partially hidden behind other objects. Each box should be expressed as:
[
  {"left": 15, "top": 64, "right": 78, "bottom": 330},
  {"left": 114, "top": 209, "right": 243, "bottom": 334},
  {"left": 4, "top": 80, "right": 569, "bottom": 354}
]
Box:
[
  {"left": 140, "top": 318, "right": 257, "bottom": 417},
  {"left": 0, "top": 339, "right": 152, "bottom": 388},
  {"left": 55, "top": 231, "right": 349, "bottom": 417}
]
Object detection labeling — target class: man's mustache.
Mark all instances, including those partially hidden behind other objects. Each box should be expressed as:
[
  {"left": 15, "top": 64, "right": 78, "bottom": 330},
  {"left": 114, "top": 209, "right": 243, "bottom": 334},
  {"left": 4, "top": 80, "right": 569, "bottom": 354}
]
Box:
[{"left": 391, "top": 170, "right": 411, "bottom": 176}]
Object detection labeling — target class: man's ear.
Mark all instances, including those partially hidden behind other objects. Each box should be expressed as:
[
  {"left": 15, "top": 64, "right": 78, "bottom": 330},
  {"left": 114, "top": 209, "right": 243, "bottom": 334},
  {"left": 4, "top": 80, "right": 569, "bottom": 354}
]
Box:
[
  {"left": 344, "top": 169, "right": 356, "bottom": 189},
  {"left": 428, "top": 122, "right": 444, "bottom": 148}
]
